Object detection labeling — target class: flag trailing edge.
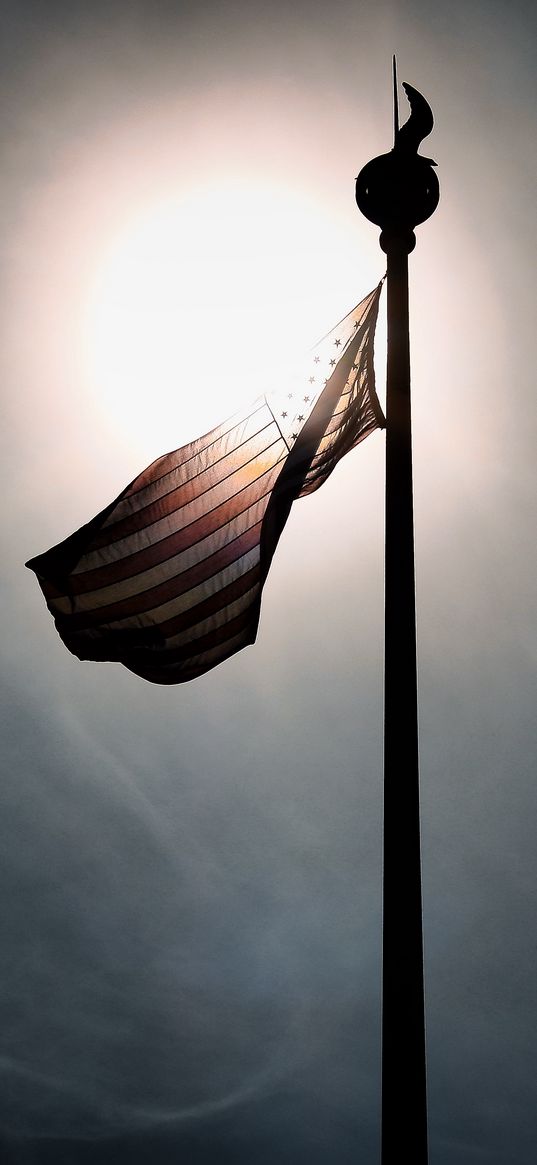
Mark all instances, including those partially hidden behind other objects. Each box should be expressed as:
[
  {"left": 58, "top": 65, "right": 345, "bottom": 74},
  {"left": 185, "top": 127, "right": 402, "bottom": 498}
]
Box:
[{"left": 27, "top": 282, "right": 385, "bottom": 685}]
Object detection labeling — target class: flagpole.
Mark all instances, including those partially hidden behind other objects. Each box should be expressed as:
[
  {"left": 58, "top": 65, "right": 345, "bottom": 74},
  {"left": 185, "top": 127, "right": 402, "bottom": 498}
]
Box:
[{"left": 356, "top": 71, "right": 439, "bottom": 1162}]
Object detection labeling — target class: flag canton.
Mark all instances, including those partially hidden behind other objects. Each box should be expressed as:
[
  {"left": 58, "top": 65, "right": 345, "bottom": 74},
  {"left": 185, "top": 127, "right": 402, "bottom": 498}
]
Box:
[{"left": 266, "top": 309, "right": 366, "bottom": 449}]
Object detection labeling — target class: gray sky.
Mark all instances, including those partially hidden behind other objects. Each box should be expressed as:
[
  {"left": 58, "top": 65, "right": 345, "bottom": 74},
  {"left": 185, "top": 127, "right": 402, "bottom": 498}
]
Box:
[{"left": 2, "top": 1, "right": 537, "bottom": 1161}]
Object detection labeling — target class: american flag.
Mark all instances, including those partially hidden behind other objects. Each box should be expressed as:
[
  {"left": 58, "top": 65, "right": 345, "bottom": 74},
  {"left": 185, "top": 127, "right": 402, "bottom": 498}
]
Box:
[{"left": 27, "top": 283, "right": 384, "bottom": 685}]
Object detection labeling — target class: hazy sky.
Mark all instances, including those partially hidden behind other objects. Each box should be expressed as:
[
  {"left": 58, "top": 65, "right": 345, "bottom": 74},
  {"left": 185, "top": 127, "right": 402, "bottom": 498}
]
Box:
[{"left": 2, "top": 1, "right": 537, "bottom": 1162}]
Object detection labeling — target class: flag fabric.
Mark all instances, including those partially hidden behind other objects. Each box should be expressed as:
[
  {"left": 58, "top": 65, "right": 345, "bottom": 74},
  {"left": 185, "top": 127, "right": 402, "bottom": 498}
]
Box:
[{"left": 27, "top": 283, "right": 384, "bottom": 685}]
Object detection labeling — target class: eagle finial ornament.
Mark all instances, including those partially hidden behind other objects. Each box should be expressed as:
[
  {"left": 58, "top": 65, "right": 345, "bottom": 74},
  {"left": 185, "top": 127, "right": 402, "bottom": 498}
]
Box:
[{"left": 395, "top": 82, "right": 435, "bottom": 160}]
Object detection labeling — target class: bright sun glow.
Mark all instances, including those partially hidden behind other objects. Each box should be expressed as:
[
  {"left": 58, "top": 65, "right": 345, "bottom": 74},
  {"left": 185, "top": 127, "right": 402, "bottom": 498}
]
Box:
[{"left": 83, "top": 180, "right": 352, "bottom": 459}]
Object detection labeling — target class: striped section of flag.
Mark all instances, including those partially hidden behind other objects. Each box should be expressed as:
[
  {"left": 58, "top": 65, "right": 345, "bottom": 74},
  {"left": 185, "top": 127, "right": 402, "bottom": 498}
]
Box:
[{"left": 27, "top": 283, "right": 384, "bottom": 684}]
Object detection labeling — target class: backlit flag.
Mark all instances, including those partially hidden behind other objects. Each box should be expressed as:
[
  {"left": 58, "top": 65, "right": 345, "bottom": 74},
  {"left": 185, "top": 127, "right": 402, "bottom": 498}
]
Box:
[{"left": 27, "top": 283, "right": 384, "bottom": 685}]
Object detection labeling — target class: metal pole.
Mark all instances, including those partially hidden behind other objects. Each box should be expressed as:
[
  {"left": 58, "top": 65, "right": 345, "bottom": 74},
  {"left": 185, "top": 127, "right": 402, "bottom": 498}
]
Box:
[
  {"left": 355, "top": 72, "right": 439, "bottom": 1165},
  {"left": 381, "top": 238, "right": 427, "bottom": 1163}
]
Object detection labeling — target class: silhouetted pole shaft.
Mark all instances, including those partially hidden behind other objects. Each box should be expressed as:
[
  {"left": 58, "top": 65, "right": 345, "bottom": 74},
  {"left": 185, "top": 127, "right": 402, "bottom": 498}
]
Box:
[
  {"left": 382, "top": 239, "right": 427, "bottom": 1163},
  {"left": 355, "top": 71, "right": 438, "bottom": 1163}
]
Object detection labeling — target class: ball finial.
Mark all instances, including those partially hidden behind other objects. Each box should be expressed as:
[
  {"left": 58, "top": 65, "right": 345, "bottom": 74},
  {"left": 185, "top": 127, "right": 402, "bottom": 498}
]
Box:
[{"left": 356, "top": 79, "right": 439, "bottom": 252}]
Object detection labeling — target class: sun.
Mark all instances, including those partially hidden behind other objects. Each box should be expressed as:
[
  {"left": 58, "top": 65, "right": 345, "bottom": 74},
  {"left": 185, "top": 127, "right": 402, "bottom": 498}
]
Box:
[{"left": 82, "top": 179, "right": 355, "bottom": 460}]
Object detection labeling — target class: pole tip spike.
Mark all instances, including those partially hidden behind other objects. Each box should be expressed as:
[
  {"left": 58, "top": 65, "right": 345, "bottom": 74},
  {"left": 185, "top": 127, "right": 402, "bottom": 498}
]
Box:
[{"left": 392, "top": 56, "right": 399, "bottom": 144}]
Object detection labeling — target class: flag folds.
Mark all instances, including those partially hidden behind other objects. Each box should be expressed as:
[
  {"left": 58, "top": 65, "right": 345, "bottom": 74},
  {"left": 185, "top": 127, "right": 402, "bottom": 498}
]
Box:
[{"left": 27, "top": 283, "right": 384, "bottom": 684}]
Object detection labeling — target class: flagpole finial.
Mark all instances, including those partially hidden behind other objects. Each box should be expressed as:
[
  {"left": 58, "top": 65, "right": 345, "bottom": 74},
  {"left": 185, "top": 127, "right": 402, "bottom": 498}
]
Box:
[{"left": 356, "top": 75, "right": 439, "bottom": 253}]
